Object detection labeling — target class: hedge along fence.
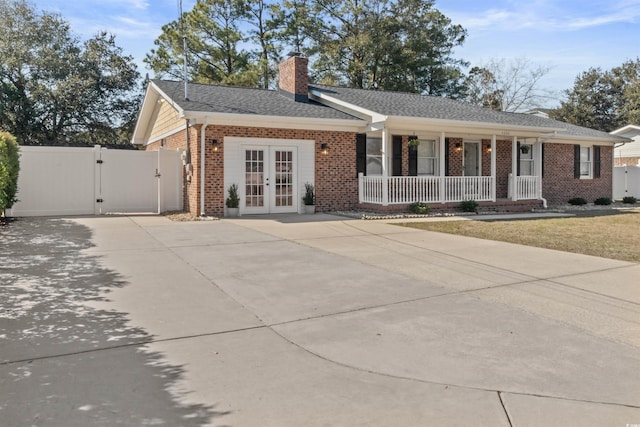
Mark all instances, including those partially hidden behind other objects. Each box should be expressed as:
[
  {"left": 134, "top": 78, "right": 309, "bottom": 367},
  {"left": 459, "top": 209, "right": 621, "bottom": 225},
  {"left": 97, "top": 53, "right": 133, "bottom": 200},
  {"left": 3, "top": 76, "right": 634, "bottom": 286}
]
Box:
[{"left": 0, "top": 131, "right": 20, "bottom": 216}]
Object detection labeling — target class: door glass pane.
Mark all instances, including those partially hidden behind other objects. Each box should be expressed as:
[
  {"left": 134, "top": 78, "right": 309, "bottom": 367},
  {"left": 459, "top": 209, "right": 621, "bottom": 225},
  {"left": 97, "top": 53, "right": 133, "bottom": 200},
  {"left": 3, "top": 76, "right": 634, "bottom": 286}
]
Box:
[
  {"left": 274, "top": 150, "right": 293, "bottom": 207},
  {"left": 245, "top": 149, "right": 264, "bottom": 207}
]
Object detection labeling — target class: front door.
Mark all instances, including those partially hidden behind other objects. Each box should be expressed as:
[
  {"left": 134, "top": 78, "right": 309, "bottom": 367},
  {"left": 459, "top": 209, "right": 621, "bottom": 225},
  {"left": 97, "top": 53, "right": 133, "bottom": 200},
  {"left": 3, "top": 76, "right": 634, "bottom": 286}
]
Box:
[
  {"left": 463, "top": 142, "right": 480, "bottom": 176},
  {"left": 243, "top": 146, "right": 298, "bottom": 214}
]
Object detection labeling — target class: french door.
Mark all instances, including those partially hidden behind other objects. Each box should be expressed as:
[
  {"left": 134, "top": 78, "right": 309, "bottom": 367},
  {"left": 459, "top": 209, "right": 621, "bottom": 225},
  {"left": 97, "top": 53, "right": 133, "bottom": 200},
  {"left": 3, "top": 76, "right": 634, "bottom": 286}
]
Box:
[{"left": 243, "top": 146, "right": 298, "bottom": 214}]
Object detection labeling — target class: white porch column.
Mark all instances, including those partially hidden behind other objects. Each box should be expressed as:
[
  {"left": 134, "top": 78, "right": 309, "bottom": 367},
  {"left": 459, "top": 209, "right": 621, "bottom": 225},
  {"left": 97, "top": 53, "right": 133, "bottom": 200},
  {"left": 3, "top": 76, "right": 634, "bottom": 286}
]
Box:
[
  {"left": 491, "top": 135, "right": 497, "bottom": 201},
  {"left": 381, "top": 127, "right": 389, "bottom": 206},
  {"left": 511, "top": 136, "right": 518, "bottom": 201},
  {"left": 439, "top": 131, "right": 446, "bottom": 203}
]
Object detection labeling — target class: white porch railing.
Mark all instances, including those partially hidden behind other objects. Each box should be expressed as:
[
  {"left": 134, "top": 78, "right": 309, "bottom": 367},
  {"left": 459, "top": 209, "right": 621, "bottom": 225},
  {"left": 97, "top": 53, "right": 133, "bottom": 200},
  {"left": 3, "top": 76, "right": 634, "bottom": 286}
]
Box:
[
  {"left": 359, "top": 174, "right": 494, "bottom": 205},
  {"left": 508, "top": 174, "right": 540, "bottom": 201}
]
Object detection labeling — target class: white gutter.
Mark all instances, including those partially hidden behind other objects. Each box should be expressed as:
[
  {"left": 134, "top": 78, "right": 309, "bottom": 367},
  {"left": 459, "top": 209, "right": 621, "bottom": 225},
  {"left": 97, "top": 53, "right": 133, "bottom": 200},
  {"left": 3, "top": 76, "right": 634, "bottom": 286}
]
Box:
[
  {"left": 181, "top": 111, "right": 366, "bottom": 132},
  {"left": 200, "top": 118, "right": 208, "bottom": 216}
]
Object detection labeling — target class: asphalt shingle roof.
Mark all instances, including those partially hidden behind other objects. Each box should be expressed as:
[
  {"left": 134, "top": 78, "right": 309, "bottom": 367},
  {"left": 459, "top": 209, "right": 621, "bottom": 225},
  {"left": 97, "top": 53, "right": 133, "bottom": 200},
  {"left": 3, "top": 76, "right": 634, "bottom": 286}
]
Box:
[
  {"left": 310, "top": 84, "right": 627, "bottom": 141},
  {"left": 152, "top": 79, "right": 361, "bottom": 121},
  {"left": 151, "top": 79, "right": 626, "bottom": 142}
]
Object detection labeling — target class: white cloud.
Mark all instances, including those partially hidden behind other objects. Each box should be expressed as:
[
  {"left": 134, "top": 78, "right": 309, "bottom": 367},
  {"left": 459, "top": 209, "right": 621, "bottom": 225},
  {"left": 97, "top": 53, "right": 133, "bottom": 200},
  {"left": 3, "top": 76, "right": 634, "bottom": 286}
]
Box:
[
  {"left": 446, "top": 0, "right": 640, "bottom": 32},
  {"left": 101, "top": 0, "right": 150, "bottom": 10}
]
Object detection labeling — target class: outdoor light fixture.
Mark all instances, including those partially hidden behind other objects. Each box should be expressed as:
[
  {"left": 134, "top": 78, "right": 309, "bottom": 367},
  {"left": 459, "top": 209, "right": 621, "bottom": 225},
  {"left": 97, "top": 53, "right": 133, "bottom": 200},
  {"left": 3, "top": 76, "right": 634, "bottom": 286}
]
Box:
[
  {"left": 320, "top": 143, "right": 329, "bottom": 155},
  {"left": 486, "top": 144, "right": 492, "bottom": 153},
  {"left": 455, "top": 143, "right": 462, "bottom": 152},
  {"left": 209, "top": 138, "right": 220, "bottom": 152}
]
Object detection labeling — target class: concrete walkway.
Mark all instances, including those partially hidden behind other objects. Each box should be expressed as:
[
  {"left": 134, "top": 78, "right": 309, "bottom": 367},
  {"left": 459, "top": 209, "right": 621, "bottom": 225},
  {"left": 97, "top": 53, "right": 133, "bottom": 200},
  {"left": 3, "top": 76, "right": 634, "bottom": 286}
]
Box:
[{"left": 1, "top": 213, "right": 639, "bottom": 426}]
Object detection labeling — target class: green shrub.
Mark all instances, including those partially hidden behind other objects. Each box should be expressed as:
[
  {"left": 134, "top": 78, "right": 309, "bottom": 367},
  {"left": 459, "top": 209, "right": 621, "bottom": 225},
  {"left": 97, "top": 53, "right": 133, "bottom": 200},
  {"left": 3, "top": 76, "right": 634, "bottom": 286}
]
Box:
[
  {"left": 409, "top": 202, "right": 429, "bottom": 215},
  {"left": 302, "top": 182, "right": 315, "bottom": 205},
  {"left": 460, "top": 200, "right": 478, "bottom": 213},
  {"left": 225, "top": 184, "right": 240, "bottom": 208},
  {"left": 0, "top": 131, "right": 20, "bottom": 214},
  {"left": 622, "top": 196, "right": 637, "bottom": 204},
  {"left": 567, "top": 197, "right": 587, "bottom": 206},
  {"left": 593, "top": 197, "right": 612, "bottom": 206}
]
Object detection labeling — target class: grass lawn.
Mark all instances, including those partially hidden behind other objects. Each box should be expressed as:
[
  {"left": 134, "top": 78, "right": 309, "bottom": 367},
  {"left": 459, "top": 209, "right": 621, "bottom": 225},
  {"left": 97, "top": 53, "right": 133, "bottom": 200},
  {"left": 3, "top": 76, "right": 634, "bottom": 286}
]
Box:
[{"left": 399, "top": 208, "right": 640, "bottom": 263}]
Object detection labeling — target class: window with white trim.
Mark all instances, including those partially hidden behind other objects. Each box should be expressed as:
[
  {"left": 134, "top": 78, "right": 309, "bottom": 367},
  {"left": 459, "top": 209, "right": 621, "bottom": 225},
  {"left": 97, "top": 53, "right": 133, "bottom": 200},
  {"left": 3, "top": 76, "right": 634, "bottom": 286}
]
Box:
[
  {"left": 417, "top": 139, "right": 437, "bottom": 175},
  {"left": 580, "top": 146, "right": 592, "bottom": 178},
  {"left": 366, "top": 137, "right": 382, "bottom": 175},
  {"left": 519, "top": 144, "right": 534, "bottom": 176}
]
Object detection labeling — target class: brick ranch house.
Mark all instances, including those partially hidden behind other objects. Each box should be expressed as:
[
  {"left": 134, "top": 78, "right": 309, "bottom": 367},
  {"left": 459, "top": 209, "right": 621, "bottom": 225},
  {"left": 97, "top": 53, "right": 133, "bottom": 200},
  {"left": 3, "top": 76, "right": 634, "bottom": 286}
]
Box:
[{"left": 132, "top": 55, "right": 628, "bottom": 217}]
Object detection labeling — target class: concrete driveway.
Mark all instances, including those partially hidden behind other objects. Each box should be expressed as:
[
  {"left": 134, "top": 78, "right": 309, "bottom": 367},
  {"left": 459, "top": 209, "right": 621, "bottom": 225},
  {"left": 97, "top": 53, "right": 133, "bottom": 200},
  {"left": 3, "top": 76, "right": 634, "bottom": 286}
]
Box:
[{"left": 1, "top": 213, "right": 639, "bottom": 426}]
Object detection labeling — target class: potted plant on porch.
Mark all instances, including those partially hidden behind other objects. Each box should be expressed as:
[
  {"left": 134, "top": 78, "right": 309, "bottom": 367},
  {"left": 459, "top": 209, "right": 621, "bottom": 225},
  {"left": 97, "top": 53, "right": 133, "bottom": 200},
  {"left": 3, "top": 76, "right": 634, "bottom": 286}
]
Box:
[
  {"left": 226, "top": 183, "right": 240, "bottom": 217},
  {"left": 302, "top": 182, "right": 315, "bottom": 214}
]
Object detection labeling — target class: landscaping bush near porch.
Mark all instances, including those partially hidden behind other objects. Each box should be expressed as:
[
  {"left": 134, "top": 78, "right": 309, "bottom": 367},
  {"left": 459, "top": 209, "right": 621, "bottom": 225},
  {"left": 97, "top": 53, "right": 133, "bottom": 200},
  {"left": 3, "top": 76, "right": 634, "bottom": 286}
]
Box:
[
  {"left": 0, "top": 131, "right": 20, "bottom": 218},
  {"left": 400, "top": 209, "right": 640, "bottom": 262}
]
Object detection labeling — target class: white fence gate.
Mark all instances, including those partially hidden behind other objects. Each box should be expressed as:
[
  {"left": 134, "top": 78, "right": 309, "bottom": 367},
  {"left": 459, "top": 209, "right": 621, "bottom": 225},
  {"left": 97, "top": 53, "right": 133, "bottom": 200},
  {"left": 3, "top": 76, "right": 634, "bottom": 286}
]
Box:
[
  {"left": 8, "top": 145, "right": 183, "bottom": 217},
  {"left": 613, "top": 165, "right": 640, "bottom": 200}
]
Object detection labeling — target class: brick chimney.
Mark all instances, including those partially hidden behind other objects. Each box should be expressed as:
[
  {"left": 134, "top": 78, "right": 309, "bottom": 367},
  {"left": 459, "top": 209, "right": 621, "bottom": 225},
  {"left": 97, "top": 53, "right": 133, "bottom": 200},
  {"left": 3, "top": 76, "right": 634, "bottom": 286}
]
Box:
[{"left": 278, "top": 54, "right": 308, "bottom": 102}]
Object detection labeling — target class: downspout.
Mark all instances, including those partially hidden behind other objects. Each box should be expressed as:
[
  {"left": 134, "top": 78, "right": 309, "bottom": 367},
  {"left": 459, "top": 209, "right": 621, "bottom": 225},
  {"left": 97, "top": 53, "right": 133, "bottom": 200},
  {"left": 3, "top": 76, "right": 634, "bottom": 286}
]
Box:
[
  {"left": 200, "top": 119, "right": 208, "bottom": 216},
  {"left": 535, "top": 131, "right": 558, "bottom": 209},
  {"left": 536, "top": 137, "right": 547, "bottom": 208}
]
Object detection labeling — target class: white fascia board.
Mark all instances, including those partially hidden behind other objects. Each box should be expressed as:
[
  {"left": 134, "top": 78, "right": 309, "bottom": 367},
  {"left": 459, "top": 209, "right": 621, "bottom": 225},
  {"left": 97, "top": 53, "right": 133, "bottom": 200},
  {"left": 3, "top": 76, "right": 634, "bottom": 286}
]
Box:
[
  {"left": 545, "top": 134, "right": 627, "bottom": 146},
  {"left": 388, "top": 116, "right": 565, "bottom": 137},
  {"left": 308, "top": 89, "right": 387, "bottom": 123},
  {"left": 182, "top": 111, "right": 367, "bottom": 132},
  {"left": 131, "top": 85, "right": 159, "bottom": 144},
  {"left": 131, "top": 82, "right": 186, "bottom": 144},
  {"left": 610, "top": 124, "right": 640, "bottom": 136},
  {"left": 151, "top": 81, "right": 186, "bottom": 117}
]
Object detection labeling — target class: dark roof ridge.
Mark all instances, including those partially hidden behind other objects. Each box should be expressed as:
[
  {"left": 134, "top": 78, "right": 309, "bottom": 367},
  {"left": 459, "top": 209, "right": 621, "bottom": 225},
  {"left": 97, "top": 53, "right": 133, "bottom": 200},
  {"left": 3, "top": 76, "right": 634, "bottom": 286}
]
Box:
[
  {"left": 310, "top": 82, "right": 442, "bottom": 98},
  {"left": 151, "top": 78, "right": 277, "bottom": 94}
]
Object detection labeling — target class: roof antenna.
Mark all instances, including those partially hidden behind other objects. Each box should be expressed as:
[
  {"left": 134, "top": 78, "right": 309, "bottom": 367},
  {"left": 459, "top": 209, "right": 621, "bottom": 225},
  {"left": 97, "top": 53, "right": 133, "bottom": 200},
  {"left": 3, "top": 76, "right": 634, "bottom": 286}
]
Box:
[{"left": 179, "top": 0, "right": 188, "bottom": 101}]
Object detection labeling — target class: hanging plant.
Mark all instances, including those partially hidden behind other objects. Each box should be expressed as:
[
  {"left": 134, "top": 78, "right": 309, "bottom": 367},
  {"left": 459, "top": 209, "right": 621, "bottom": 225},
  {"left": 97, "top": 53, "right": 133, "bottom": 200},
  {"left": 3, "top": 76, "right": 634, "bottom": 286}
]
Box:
[
  {"left": 408, "top": 137, "right": 420, "bottom": 150},
  {"left": 520, "top": 144, "right": 530, "bottom": 154}
]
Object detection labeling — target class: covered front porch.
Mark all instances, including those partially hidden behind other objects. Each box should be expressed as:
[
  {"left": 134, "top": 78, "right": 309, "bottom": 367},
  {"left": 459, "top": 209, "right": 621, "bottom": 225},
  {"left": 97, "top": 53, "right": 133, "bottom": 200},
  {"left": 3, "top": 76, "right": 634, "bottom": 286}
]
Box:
[
  {"left": 359, "top": 174, "right": 540, "bottom": 204},
  {"left": 357, "top": 129, "right": 546, "bottom": 210}
]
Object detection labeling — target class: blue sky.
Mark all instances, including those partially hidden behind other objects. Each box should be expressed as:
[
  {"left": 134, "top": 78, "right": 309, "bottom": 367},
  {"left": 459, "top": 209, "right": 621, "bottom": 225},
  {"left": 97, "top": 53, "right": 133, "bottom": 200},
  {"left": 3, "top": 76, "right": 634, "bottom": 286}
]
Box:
[{"left": 33, "top": 0, "right": 640, "bottom": 106}]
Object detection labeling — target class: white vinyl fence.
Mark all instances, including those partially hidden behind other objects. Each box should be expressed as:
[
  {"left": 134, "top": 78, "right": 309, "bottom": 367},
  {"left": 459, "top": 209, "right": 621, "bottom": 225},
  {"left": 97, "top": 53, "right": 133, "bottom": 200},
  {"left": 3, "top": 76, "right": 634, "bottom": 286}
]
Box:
[
  {"left": 613, "top": 165, "right": 640, "bottom": 200},
  {"left": 7, "top": 145, "right": 183, "bottom": 217}
]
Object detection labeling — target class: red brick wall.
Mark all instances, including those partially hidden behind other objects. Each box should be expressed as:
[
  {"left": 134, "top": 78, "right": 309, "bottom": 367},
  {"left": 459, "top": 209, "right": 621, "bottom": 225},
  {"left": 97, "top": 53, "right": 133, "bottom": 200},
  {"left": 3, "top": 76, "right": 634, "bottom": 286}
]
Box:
[
  {"left": 542, "top": 143, "right": 613, "bottom": 205},
  {"left": 447, "top": 138, "right": 464, "bottom": 176},
  {"left": 495, "top": 140, "right": 513, "bottom": 198},
  {"left": 200, "top": 125, "right": 358, "bottom": 216},
  {"left": 278, "top": 56, "right": 308, "bottom": 98},
  {"left": 145, "top": 126, "right": 615, "bottom": 213}
]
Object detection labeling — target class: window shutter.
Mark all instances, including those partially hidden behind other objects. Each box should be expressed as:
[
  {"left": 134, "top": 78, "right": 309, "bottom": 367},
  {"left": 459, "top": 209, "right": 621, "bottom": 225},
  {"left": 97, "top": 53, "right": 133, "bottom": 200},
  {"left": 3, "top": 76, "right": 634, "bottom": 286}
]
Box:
[
  {"left": 392, "top": 135, "right": 403, "bottom": 176},
  {"left": 573, "top": 145, "right": 580, "bottom": 179},
  {"left": 408, "top": 136, "right": 417, "bottom": 176},
  {"left": 516, "top": 141, "right": 521, "bottom": 176},
  {"left": 444, "top": 138, "right": 450, "bottom": 176},
  {"left": 356, "top": 133, "right": 366, "bottom": 177},
  {"left": 593, "top": 146, "right": 601, "bottom": 178}
]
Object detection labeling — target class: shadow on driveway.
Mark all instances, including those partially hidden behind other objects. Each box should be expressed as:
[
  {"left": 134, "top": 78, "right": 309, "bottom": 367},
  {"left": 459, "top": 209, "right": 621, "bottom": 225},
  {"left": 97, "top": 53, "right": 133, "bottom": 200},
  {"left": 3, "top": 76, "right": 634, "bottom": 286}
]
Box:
[{"left": 0, "top": 218, "right": 227, "bottom": 426}]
